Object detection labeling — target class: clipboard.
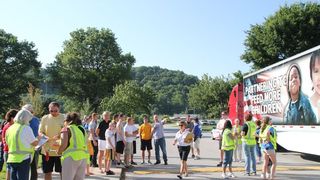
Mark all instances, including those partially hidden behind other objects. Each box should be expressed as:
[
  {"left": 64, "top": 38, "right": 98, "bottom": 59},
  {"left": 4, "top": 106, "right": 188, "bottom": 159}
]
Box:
[{"left": 35, "top": 135, "right": 49, "bottom": 150}]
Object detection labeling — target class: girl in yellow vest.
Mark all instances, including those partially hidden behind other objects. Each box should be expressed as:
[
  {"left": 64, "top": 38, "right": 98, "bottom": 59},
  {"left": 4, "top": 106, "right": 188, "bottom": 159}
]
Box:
[
  {"left": 6, "top": 109, "right": 40, "bottom": 180},
  {"left": 221, "top": 120, "right": 236, "bottom": 179},
  {"left": 259, "top": 116, "right": 277, "bottom": 180},
  {"left": 57, "top": 112, "right": 87, "bottom": 180}
]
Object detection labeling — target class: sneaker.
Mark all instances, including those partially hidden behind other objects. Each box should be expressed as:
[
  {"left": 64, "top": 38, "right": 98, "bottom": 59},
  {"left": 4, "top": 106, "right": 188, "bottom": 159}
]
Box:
[
  {"left": 191, "top": 154, "right": 195, "bottom": 158},
  {"left": 251, "top": 172, "right": 257, "bottom": 176},
  {"left": 164, "top": 161, "right": 168, "bottom": 165},
  {"left": 141, "top": 161, "right": 145, "bottom": 164},
  {"left": 131, "top": 161, "right": 137, "bottom": 165},
  {"left": 184, "top": 173, "right": 188, "bottom": 177},
  {"left": 216, "top": 162, "right": 222, "bottom": 167},
  {"left": 177, "top": 174, "right": 183, "bottom": 179},
  {"left": 244, "top": 173, "right": 250, "bottom": 176},
  {"left": 154, "top": 161, "right": 161, "bottom": 165},
  {"left": 261, "top": 174, "right": 266, "bottom": 179},
  {"left": 148, "top": 160, "right": 152, "bottom": 164},
  {"left": 194, "top": 156, "right": 200, "bottom": 160},
  {"left": 106, "top": 170, "right": 115, "bottom": 175},
  {"left": 221, "top": 173, "right": 228, "bottom": 179},
  {"left": 91, "top": 164, "right": 98, "bottom": 167},
  {"left": 228, "top": 173, "right": 236, "bottom": 178},
  {"left": 266, "top": 173, "right": 270, "bottom": 179}
]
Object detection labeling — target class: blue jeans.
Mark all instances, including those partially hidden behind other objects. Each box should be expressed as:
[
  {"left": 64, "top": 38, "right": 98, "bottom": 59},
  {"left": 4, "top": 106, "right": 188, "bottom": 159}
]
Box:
[
  {"left": 256, "top": 143, "right": 262, "bottom": 158},
  {"left": 8, "top": 158, "right": 31, "bottom": 180},
  {"left": 223, "top": 150, "right": 233, "bottom": 168},
  {"left": 243, "top": 143, "right": 256, "bottom": 174},
  {"left": 154, "top": 137, "right": 168, "bottom": 162}
]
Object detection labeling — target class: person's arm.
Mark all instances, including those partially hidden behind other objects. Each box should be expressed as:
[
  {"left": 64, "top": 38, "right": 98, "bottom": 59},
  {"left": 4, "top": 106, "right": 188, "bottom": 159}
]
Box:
[
  {"left": 228, "top": 131, "right": 234, "bottom": 140},
  {"left": 38, "top": 116, "right": 46, "bottom": 136},
  {"left": 151, "top": 124, "right": 157, "bottom": 135},
  {"left": 57, "top": 128, "right": 69, "bottom": 155},
  {"left": 173, "top": 133, "right": 178, "bottom": 145},
  {"left": 90, "top": 127, "right": 97, "bottom": 146},
  {"left": 241, "top": 123, "right": 248, "bottom": 137},
  {"left": 95, "top": 127, "right": 100, "bottom": 139},
  {"left": 2, "top": 126, "right": 6, "bottom": 145}
]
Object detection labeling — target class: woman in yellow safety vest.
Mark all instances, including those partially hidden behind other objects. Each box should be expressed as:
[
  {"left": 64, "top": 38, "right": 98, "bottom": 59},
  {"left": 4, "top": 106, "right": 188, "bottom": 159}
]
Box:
[
  {"left": 221, "top": 120, "right": 236, "bottom": 179},
  {"left": 259, "top": 116, "right": 277, "bottom": 180},
  {"left": 57, "top": 112, "right": 87, "bottom": 180},
  {"left": 6, "top": 109, "right": 40, "bottom": 180}
]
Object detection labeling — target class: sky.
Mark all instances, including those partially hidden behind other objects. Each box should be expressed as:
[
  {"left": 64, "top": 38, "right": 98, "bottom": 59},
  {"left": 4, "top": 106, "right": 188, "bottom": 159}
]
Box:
[{"left": 0, "top": 0, "right": 315, "bottom": 78}]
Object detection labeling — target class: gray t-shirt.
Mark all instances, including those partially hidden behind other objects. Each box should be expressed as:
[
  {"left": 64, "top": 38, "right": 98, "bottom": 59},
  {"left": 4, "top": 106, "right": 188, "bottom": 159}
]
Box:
[
  {"left": 153, "top": 120, "right": 165, "bottom": 139},
  {"left": 116, "top": 121, "right": 125, "bottom": 142},
  {"left": 88, "top": 120, "right": 98, "bottom": 140},
  {"left": 186, "top": 121, "right": 194, "bottom": 132}
]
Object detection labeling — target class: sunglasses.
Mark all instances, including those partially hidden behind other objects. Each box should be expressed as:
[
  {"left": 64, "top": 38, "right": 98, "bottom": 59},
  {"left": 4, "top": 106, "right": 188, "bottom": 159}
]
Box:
[{"left": 50, "top": 110, "right": 58, "bottom": 113}]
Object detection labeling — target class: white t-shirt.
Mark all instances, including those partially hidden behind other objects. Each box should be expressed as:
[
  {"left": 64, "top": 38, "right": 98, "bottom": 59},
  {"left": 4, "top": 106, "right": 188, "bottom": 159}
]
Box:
[
  {"left": 175, "top": 129, "right": 191, "bottom": 147},
  {"left": 21, "top": 126, "right": 37, "bottom": 160},
  {"left": 105, "top": 129, "right": 115, "bottom": 149},
  {"left": 124, "top": 124, "right": 138, "bottom": 143}
]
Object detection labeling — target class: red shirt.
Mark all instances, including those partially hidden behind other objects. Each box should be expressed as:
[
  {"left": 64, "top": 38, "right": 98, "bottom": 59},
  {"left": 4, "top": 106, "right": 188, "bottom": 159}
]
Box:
[{"left": 2, "top": 123, "right": 12, "bottom": 152}]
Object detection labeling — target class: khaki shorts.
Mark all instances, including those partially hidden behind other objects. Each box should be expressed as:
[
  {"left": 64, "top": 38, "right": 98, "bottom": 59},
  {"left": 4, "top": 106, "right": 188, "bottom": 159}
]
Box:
[
  {"left": 105, "top": 149, "right": 115, "bottom": 161},
  {"left": 193, "top": 138, "right": 200, "bottom": 149},
  {"left": 124, "top": 142, "right": 133, "bottom": 155}
]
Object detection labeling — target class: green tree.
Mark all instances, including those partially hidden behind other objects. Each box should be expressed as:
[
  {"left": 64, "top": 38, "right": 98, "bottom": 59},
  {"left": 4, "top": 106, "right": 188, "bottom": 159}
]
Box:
[
  {"left": 0, "top": 29, "right": 41, "bottom": 114},
  {"left": 131, "top": 66, "right": 198, "bottom": 115},
  {"left": 188, "top": 74, "right": 233, "bottom": 118},
  {"left": 241, "top": 3, "right": 320, "bottom": 69},
  {"left": 48, "top": 27, "right": 135, "bottom": 111},
  {"left": 20, "top": 83, "right": 45, "bottom": 117},
  {"left": 102, "top": 81, "right": 155, "bottom": 115}
]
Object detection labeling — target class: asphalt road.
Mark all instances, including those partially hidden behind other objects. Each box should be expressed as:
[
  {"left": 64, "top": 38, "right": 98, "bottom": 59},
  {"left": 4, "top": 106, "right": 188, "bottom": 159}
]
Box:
[{"left": 39, "top": 124, "right": 320, "bottom": 180}]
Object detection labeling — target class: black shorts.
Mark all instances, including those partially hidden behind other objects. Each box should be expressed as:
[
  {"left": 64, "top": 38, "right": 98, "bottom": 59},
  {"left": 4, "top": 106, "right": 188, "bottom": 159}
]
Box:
[
  {"left": 116, "top": 141, "right": 125, "bottom": 154},
  {"left": 41, "top": 155, "right": 62, "bottom": 173},
  {"left": 133, "top": 140, "right": 136, "bottom": 154},
  {"left": 178, "top": 146, "right": 190, "bottom": 161},
  {"left": 141, "top": 139, "right": 152, "bottom": 151}
]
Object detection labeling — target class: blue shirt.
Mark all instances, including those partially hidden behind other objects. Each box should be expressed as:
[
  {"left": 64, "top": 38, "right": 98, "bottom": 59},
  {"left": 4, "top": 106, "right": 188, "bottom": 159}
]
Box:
[
  {"left": 284, "top": 92, "right": 317, "bottom": 125},
  {"left": 193, "top": 123, "right": 202, "bottom": 138},
  {"left": 29, "top": 116, "right": 40, "bottom": 137}
]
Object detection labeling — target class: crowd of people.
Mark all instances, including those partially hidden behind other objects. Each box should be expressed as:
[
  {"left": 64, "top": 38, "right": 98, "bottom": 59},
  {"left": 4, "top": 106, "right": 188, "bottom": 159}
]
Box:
[
  {"left": 0, "top": 101, "right": 278, "bottom": 180},
  {"left": 218, "top": 111, "right": 278, "bottom": 180}
]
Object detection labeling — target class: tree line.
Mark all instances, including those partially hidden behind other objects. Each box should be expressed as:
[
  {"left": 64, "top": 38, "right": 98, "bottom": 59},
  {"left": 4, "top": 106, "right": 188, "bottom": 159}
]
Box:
[{"left": 1, "top": 2, "right": 320, "bottom": 118}]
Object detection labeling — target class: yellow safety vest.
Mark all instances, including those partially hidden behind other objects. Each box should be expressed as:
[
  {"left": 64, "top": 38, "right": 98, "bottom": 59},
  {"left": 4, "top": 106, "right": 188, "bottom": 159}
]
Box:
[
  {"left": 61, "top": 124, "right": 87, "bottom": 163},
  {"left": 77, "top": 125, "right": 90, "bottom": 163},
  {"left": 222, "top": 129, "right": 235, "bottom": 151},
  {"left": 6, "top": 123, "right": 34, "bottom": 163},
  {"left": 259, "top": 125, "right": 277, "bottom": 150},
  {"left": 242, "top": 121, "right": 256, "bottom": 145}
]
